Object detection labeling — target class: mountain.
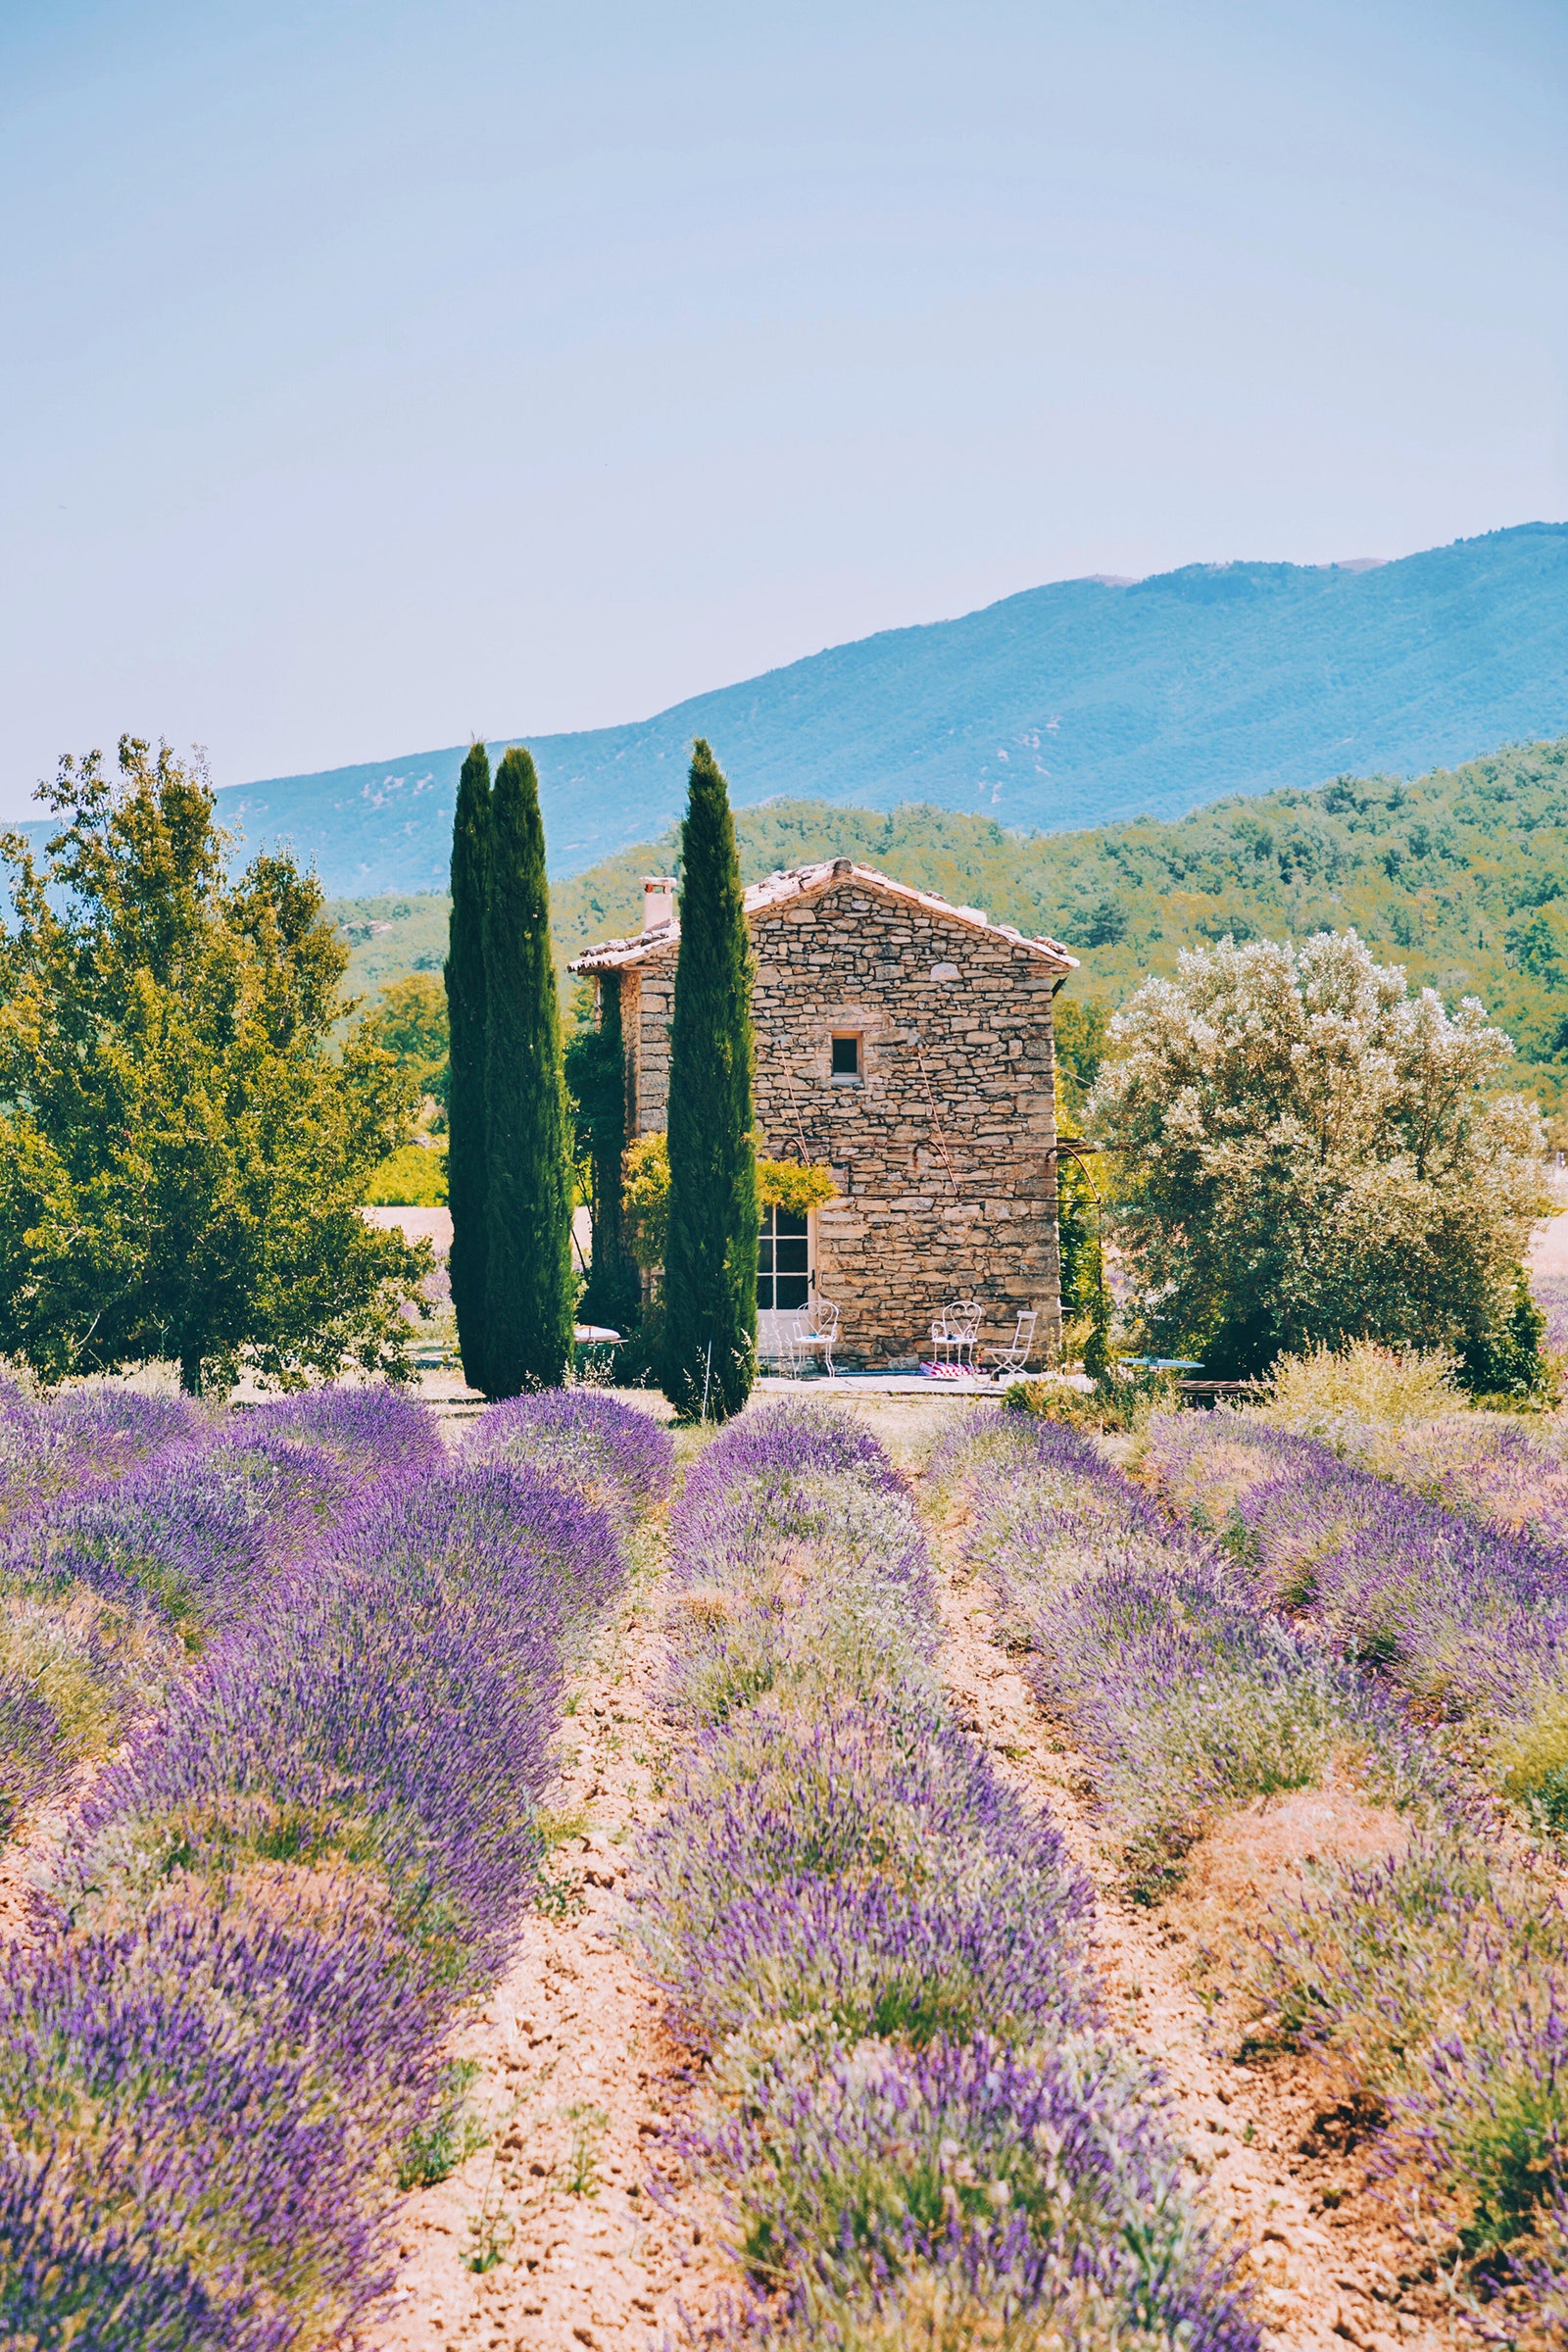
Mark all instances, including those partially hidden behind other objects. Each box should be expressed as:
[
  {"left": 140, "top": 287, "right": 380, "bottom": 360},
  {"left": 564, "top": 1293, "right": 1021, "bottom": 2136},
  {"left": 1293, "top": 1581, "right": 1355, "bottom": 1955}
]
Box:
[
  {"left": 333, "top": 736, "right": 1568, "bottom": 1118},
  {"left": 134, "top": 521, "right": 1568, "bottom": 893}
]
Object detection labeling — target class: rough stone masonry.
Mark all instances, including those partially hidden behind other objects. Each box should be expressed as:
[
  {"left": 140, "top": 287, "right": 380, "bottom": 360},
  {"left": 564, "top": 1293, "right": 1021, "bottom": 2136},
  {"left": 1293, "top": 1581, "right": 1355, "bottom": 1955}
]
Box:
[{"left": 571, "top": 858, "right": 1078, "bottom": 1369}]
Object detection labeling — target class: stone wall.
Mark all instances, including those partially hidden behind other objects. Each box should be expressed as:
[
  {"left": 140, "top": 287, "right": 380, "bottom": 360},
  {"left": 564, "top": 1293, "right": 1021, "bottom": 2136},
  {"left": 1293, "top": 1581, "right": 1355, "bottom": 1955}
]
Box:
[{"left": 620, "top": 876, "right": 1061, "bottom": 1369}]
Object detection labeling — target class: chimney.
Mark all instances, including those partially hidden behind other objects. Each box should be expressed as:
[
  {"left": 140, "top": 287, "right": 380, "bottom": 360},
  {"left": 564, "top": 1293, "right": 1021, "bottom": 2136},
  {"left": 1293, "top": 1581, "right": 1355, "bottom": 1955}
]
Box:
[{"left": 641, "top": 876, "right": 676, "bottom": 931}]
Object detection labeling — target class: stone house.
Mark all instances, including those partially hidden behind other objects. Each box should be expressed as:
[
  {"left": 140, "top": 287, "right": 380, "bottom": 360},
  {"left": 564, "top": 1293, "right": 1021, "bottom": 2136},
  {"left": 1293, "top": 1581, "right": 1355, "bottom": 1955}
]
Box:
[{"left": 569, "top": 860, "right": 1078, "bottom": 1370}]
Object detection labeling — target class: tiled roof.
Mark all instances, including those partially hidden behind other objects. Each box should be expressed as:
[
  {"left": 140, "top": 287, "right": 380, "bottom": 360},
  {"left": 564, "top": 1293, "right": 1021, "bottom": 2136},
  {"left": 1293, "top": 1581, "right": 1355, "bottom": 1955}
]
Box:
[{"left": 567, "top": 858, "right": 1079, "bottom": 973}]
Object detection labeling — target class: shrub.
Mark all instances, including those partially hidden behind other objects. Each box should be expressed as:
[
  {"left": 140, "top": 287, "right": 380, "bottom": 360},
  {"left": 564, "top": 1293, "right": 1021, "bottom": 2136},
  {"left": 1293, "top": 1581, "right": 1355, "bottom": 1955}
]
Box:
[{"left": 365, "top": 1143, "right": 447, "bottom": 1205}]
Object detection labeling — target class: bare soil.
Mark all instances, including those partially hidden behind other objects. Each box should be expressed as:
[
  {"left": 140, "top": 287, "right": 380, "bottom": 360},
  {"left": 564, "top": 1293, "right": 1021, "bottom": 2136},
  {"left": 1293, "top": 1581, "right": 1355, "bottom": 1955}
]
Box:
[
  {"left": 926, "top": 1479, "right": 1463, "bottom": 2352},
  {"left": 364, "top": 1501, "right": 733, "bottom": 2352}
]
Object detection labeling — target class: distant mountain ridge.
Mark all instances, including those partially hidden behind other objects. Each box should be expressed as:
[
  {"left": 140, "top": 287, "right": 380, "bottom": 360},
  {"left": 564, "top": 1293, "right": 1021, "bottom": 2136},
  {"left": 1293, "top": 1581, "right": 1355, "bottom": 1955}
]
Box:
[{"left": 50, "top": 523, "right": 1568, "bottom": 892}]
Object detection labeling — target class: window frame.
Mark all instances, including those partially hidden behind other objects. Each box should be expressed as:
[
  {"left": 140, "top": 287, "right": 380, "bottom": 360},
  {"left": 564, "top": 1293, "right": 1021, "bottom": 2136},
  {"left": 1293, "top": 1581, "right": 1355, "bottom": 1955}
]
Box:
[
  {"left": 829, "top": 1031, "right": 863, "bottom": 1083},
  {"left": 758, "top": 1202, "right": 812, "bottom": 1312}
]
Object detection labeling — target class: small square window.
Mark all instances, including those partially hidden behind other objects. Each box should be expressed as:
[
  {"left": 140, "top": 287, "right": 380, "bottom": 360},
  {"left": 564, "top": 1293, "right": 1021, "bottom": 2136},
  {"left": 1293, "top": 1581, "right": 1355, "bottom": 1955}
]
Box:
[{"left": 830, "top": 1033, "right": 861, "bottom": 1080}]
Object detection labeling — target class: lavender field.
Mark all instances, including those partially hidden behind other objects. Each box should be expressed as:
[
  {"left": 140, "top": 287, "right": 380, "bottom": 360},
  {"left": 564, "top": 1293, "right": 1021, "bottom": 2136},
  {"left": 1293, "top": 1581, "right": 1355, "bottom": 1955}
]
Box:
[
  {"left": 0, "top": 1378, "right": 657, "bottom": 2347},
  {"left": 6, "top": 1373, "right": 1568, "bottom": 2347}
]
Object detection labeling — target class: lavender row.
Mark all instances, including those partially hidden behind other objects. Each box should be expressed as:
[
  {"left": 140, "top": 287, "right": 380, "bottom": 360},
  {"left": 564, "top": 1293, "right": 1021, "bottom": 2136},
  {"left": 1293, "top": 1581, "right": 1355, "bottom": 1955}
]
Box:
[
  {"left": 1142, "top": 1408, "right": 1568, "bottom": 1825},
  {"left": 935, "top": 1412, "right": 1436, "bottom": 1899},
  {"left": 942, "top": 1409, "right": 1568, "bottom": 2320},
  {"left": 0, "top": 1388, "right": 650, "bottom": 2346},
  {"left": 0, "top": 1384, "right": 442, "bottom": 1836},
  {"left": 635, "top": 1398, "right": 1258, "bottom": 2351}
]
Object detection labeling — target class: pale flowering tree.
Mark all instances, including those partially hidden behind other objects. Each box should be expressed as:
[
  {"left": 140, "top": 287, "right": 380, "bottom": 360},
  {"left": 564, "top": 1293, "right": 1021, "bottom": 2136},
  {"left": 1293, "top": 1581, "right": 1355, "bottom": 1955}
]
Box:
[{"left": 1089, "top": 930, "right": 1547, "bottom": 1378}]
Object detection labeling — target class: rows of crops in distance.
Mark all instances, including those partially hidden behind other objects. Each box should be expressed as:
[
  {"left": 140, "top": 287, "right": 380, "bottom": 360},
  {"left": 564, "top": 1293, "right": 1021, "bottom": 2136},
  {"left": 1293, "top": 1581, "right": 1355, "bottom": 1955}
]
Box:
[
  {"left": 632, "top": 1396, "right": 1259, "bottom": 2348},
  {"left": 0, "top": 1378, "right": 671, "bottom": 2347},
  {"left": 937, "top": 1409, "right": 1568, "bottom": 2330},
  {"left": 1211, "top": 1387, "right": 1568, "bottom": 1553},
  {"left": 1141, "top": 1409, "right": 1568, "bottom": 1819}
]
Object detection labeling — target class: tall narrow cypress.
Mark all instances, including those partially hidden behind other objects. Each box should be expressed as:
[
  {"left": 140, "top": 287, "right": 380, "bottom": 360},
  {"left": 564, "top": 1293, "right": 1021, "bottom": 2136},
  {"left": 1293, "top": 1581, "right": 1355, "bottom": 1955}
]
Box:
[
  {"left": 483, "top": 745, "right": 574, "bottom": 1394},
  {"left": 445, "top": 741, "right": 492, "bottom": 1391},
  {"left": 566, "top": 973, "right": 639, "bottom": 1333},
  {"left": 662, "top": 739, "right": 758, "bottom": 1420}
]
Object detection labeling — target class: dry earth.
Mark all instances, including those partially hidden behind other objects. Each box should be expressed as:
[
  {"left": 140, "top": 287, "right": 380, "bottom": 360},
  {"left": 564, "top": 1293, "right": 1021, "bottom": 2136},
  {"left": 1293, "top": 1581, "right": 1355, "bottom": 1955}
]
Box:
[
  {"left": 914, "top": 1409, "right": 1467, "bottom": 2352},
  {"left": 364, "top": 1470, "right": 735, "bottom": 2352}
]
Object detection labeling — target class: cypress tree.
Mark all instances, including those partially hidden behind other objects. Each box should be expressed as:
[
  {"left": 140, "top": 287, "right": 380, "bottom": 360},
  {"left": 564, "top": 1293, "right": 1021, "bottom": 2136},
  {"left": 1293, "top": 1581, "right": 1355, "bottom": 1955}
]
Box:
[
  {"left": 483, "top": 745, "right": 575, "bottom": 1394},
  {"left": 662, "top": 739, "right": 758, "bottom": 1420},
  {"left": 565, "top": 973, "right": 640, "bottom": 1334},
  {"left": 445, "top": 741, "right": 492, "bottom": 1391}
]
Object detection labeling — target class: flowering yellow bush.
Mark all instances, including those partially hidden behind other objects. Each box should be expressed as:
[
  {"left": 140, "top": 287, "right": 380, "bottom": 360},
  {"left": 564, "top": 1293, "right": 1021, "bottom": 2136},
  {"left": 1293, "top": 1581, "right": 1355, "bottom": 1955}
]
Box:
[{"left": 620, "top": 1134, "right": 834, "bottom": 1271}]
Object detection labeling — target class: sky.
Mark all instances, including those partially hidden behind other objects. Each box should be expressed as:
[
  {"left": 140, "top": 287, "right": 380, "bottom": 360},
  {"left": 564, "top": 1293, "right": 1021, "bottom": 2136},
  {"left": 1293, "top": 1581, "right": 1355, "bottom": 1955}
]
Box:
[{"left": 1, "top": 0, "right": 1564, "bottom": 819}]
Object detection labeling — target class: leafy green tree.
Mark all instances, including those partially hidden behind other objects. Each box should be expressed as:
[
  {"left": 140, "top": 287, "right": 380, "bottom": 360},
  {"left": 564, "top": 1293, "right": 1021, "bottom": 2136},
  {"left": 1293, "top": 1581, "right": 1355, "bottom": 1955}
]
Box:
[
  {"left": 0, "top": 738, "right": 425, "bottom": 1395},
  {"left": 445, "top": 742, "right": 491, "bottom": 1390},
  {"left": 365, "top": 973, "right": 449, "bottom": 1113},
  {"left": 1091, "top": 929, "right": 1547, "bottom": 1380},
  {"left": 662, "top": 740, "right": 758, "bottom": 1420},
  {"left": 482, "top": 747, "right": 574, "bottom": 1395},
  {"left": 1052, "top": 995, "right": 1109, "bottom": 1117},
  {"left": 564, "top": 975, "right": 640, "bottom": 1333}
]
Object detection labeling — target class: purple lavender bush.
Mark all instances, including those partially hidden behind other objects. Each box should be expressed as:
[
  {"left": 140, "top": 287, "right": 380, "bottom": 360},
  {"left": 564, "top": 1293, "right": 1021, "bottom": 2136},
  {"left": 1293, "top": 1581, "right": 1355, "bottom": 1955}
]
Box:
[
  {"left": 702, "top": 2033, "right": 1258, "bottom": 2352},
  {"left": 2, "top": 1437, "right": 628, "bottom": 2343},
  {"left": 633, "top": 1398, "right": 1259, "bottom": 2350},
  {"left": 674, "top": 1397, "right": 904, "bottom": 1553},
  {"left": 1251, "top": 1826, "right": 1568, "bottom": 2308},
  {"left": 1145, "top": 1409, "right": 1568, "bottom": 1827},
  {"left": 633, "top": 1691, "right": 1093, "bottom": 2053},
  {"left": 938, "top": 1415, "right": 1435, "bottom": 1899},
  {"left": 0, "top": 1904, "right": 445, "bottom": 2347},
  {"left": 65, "top": 1464, "right": 622, "bottom": 1984},
  {"left": 466, "top": 1389, "right": 673, "bottom": 1527},
  {"left": 0, "top": 1377, "right": 203, "bottom": 1531},
  {"left": 241, "top": 1384, "right": 443, "bottom": 1478},
  {"left": 1536, "top": 1271, "right": 1568, "bottom": 1357}
]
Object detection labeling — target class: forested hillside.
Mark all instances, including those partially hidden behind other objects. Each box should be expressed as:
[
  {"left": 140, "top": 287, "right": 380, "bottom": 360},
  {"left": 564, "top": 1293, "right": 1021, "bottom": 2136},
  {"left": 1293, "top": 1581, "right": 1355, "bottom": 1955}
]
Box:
[
  {"left": 150, "top": 521, "right": 1568, "bottom": 891},
  {"left": 331, "top": 736, "right": 1568, "bottom": 1109}
]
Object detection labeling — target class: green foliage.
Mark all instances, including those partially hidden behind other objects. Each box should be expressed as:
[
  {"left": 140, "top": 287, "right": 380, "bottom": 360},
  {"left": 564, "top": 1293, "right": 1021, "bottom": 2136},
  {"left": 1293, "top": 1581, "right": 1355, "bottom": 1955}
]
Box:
[
  {"left": 662, "top": 741, "right": 759, "bottom": 1422},
  {"left": 1093, "top": 929, "right": 1548, "bottom": 1379},
  {"left": 445, "top": 742, "right": 491, "bottom": 1391},
  {"left": 1052, "top": 997, "right": 1108, "bottom": 1115},
  {"left": 1002, "top": 1370, "right": 1178, "bottom": 1434},
  {"left": 186, "top": 525, "right": 1568, "bottom": 898},
  {"left": 0, "top": 738, "right": 426, "bottom": 1395},
  {"left": 482, "top": 747, "right": 574, "bottom": 1396},
  {"left": 329, "top": 892, "right": 450, "bottom": 998},
  {"left": 565, "top": 976, "right": 640, "bottom": 1333},
  {"left": 1458, "top": 1264, "right": 1552, "bottom": 1402},
  {"left": 342, "top": 739, "right": 1568, "bottom": 1116},
  {"left": 398, "top": 2060, "right": 484, "bottom": 2189},
  {"left": 365, "top": 1143, "right": 448, "bottom": 1206},
  {"left": 1081, "top": 1272, "right": 1116, "bottom": 1384},
  {"left": 757, "top": 1158, "right": 836, "bottom": 1214},
  {"left": 363, "top": 972, "right": 448, "bottom": 1112},
  {"left": 622, "top": 1132, "right": 670, "bottom": 1273}
]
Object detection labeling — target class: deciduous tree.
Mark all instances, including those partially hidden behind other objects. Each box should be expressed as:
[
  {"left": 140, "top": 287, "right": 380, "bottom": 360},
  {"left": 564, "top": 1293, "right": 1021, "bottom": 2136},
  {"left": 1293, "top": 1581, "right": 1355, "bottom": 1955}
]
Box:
[
  {"left": 365, "top": 973, "right": 449, "bottom": 1113},
  {"left": 1090, "top": 929, "right": 1547, "bottom": 1381},
  {"left": 0, "top": 739, "right": 425, "bottom": 1395}
]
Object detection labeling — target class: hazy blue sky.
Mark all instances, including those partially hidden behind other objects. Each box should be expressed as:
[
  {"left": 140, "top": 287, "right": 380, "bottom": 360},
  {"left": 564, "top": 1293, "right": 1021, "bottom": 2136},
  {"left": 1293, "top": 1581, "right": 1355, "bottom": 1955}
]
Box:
[{"left": 2, "top": 0, "right": 1564, "bottom": 817}]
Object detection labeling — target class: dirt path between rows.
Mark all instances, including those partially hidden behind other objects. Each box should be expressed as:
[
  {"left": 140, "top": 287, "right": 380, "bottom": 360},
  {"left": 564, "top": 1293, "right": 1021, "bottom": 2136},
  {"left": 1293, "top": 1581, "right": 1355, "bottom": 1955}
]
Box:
[
  {"left": 365, "top": 1505, "right": 732, "bottom": 2352},
  {"left": 926, "top": 1480, "right": 1464, "bottom": 2352}
]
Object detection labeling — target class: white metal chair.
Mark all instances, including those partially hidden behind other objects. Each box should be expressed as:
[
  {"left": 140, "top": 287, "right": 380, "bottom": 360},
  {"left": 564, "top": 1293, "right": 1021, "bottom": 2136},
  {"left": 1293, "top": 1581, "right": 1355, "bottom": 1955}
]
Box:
[
  {"left": 786, "top": 1295, "right": 840, "bottom": 1378},
  {"left": 982, "top": 1310, "right": 1037, "bottom": 1379},
  {"left": 930, "top": 1299, "right": 982, "bottom": 1370}
]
